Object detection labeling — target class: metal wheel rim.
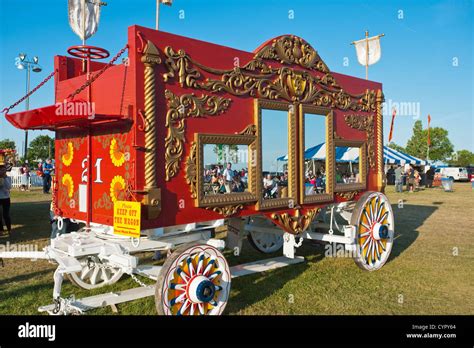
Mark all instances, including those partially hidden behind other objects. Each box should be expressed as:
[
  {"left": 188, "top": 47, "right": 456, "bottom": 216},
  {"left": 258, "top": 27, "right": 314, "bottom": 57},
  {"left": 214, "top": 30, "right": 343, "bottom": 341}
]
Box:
[
  {"left": 352, "top": 192, "right": 394, "bottom": 271},
  {"left": 160, "top": 245, "right": 231, "bottom": 315},
  {"left": 248, "top": 230, "right": 284, "bottom": 253}
]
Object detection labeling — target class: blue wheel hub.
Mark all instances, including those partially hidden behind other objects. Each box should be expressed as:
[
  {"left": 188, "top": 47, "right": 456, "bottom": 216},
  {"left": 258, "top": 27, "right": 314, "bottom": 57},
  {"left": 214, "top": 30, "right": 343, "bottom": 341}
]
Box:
[
  {"left": 378, "top": 225, "right": 389, "bottom": 239},
  {"left": 196, "top": 279, "right": 215, "bottom": 303}
]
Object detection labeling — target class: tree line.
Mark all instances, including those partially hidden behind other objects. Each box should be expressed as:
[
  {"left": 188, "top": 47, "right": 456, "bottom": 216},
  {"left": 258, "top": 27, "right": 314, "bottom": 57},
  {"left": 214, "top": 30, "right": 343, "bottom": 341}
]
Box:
[
  {"left": 389, "top": 120, "right": 473, "bottom": 167},
  {"left": 0, "top": 135, "right": 55, "bottom": 165}
]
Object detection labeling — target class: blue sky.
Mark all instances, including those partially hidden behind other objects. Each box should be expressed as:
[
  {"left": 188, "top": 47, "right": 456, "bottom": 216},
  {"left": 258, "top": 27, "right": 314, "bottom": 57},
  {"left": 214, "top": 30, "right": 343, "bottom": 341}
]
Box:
[{"left": 1, "top": 0, "right": 472, "bottom": 156}]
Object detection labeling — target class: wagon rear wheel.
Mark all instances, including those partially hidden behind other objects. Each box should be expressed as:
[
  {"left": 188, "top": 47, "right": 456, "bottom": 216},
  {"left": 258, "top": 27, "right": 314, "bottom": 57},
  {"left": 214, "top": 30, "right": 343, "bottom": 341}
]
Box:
[
  {"left": 67, "top": 256, "right": 123, "bottom": 290},
  {"left": 351, "top": 192, "right": 394, "bottom": 271},
  {"left": 155, "top": 242, "right": 231, "bottom": 315},
  {"left": 246, "top": 216, "right": 284, "bottom": 254}
]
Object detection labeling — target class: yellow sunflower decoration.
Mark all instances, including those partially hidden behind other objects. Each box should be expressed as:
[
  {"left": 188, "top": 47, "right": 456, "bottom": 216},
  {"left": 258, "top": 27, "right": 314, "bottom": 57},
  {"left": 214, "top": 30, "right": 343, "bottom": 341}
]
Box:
[
  {"left": 62, "top": 173, "right": 74, "bottom": 198},
  {"left": 110, "top": 175, "right": 126, "bottom": 202},
  {"left": 110, "top": 138, "right": 125, "bottom": 167},
  {"left": 62, "top": 142, "right": 74, "bottom": 167}
]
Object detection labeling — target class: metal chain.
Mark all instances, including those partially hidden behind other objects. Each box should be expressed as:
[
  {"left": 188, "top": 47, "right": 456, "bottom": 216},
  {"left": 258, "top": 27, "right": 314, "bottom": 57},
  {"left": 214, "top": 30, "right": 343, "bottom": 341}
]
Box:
[
  {"left": 1, "top": 69, "right": 57, "bottom": 115},
  {"left": 66, "top": 44, "right": 129, "bottom": 100},
  {"left": 295, "top": 237, "right": 304, "bottom": 248},
  {"left": 130, "top": 273, "right": 149, "bottom": 288},
  {"left": 85, "top": 256, "right": 149, "bottom": 288}
]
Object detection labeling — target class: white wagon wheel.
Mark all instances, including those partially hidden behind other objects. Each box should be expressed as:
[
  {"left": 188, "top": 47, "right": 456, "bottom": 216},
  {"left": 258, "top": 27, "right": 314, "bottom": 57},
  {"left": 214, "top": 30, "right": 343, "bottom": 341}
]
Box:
[
  {"left": 155, "top": 243, "right": 231, "bottom": 315},
  {"left": 68, "top": 256, "right": 123, "bottom": 290},
  {"left": 351, "top": 191, "right": 394, "bottom": 271},
  {"left": 247, "top": 216, "right": 284, "bottom": 254}
]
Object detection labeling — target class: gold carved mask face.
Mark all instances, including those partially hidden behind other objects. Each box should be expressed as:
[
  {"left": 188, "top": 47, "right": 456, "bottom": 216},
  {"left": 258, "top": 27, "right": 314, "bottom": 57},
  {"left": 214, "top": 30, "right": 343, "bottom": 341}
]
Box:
[{"left": 287, "top": 72, "right": 307, "bottom": 98}]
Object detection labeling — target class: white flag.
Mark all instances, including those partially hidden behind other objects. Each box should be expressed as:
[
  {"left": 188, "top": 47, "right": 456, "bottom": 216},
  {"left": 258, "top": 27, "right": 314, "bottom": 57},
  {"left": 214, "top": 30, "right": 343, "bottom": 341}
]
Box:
[
  {"left": 354, "top": 36, "right": 381, "bottom": 66},
  {"left": 68, "top": 0, "right": 101, "bottom": 41}
]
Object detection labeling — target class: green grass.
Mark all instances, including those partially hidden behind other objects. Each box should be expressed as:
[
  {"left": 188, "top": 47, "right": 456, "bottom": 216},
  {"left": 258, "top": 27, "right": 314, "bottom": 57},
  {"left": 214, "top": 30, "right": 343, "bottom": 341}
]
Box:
[{"left": 0, "top": 184, "right": 473, "bottom": 315}]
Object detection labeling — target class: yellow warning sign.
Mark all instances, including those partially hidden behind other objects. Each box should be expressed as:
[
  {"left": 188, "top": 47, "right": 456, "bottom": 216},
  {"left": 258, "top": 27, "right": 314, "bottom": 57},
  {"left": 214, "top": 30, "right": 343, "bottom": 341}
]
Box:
[{"left": 113, "top": 201, "right": 141, "bottom": 238}]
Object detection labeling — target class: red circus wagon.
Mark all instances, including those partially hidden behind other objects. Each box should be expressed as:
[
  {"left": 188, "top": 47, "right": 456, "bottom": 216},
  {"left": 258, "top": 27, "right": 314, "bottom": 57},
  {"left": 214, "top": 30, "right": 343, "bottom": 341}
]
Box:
[{"left": 2, "top": 25, "right": 394, "bottom": 315}]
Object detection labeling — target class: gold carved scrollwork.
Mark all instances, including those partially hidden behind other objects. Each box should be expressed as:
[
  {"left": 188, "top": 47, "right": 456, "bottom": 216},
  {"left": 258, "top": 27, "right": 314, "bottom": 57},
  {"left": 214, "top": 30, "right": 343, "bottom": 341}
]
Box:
[
  {"left": 344, "top": 114, "right": 375, "bottom": 168},
  {"left": 185, "top": 142, "right": 197, "bottom": 199},
  {"left": 165, "top": 90, "right": 232, "bottom": 181},
  {"left": 206, "top": 204, "right": 244, "bottom": 218},
  {"left": 237, "top": 124, "right": 257, "bottom": 136},
  {"left": 255, "top": 35, "right": 330, "bottom": 73},
  {"left": 271, "top": 208, "right": 320, "bottom": 235},
  {"left": 162, "top": 45, "right": 376, "bottom": 111},
  {"left": 336, "top": 191, "right": 360, "bottom": 200}
]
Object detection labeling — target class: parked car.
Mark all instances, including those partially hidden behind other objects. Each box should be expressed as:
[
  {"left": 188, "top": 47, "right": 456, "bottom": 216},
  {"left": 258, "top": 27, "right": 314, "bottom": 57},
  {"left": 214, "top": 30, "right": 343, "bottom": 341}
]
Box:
[
  {"left": 434, "top": 167, "right": 469, "bottom": 181},
  {"left": 467, "top": 167, "right": 474, "bottom": 181}
]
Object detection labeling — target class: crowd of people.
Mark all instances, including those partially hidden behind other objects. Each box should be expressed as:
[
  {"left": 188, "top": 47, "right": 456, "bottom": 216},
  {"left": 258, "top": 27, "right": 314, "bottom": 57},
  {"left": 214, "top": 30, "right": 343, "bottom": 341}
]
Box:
[
  {"left": 390, "top": 164, "right": 436, "bottom": 193},
  {"left": 304, "top": 169, "right": 326, "bottom": 195},
  {"left": 17, "top": 159, "right": 55, "bottom": 194},
  {"left": 0, "top": 159, "right": 56, "bottom": 238},
  {"left": 203, "top": 162, "right": 248, "bottom": 195}
]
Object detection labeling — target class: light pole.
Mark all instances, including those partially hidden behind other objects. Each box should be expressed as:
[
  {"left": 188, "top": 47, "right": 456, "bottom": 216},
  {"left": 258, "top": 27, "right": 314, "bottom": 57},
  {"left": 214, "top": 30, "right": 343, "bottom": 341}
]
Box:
[
  {"left": 156, "top": 0, "right": 173, "bottom": 30},
  {"left": 15, "top": 53, "right": 42, "bottom": 162}
]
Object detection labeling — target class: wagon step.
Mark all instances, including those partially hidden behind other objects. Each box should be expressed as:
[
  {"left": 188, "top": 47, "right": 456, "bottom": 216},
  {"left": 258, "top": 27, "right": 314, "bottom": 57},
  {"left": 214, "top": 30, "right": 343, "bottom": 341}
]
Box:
[{"left": 230, "top": 256, "right": 305, "bottom": 278}]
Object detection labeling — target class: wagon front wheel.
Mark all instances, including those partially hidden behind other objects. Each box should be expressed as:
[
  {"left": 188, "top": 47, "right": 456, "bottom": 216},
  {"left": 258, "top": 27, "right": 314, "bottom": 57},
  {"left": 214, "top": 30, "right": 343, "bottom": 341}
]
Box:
[
  {"left": 155, "top": 242, "right": 231, "bottom": 315},
  {"left": 351, "top": 191, "right": 394, "bottom": 271},
  {"left": 67, "top": 256, "right": 123, "bottom": 290}
]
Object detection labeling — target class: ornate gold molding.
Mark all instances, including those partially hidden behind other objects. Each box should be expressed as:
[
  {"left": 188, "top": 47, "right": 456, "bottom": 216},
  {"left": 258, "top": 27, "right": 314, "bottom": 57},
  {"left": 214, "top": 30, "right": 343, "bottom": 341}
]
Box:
[
  {"left": 163, "top": 46, "right": 376, "bottom": 111},
  {"left": 164, "top": 90, "right": 232, "bottom": 181},
  {"left": 255, "top": 35, "right": 330, "bottom": 73},
  {"left": 344, "top": 114, "right": 375, "bottom": 168},
  {"left": 237, "top": 124, "right": 257, "bottom": 136},
  {"left": 206, "top": 204, "right": 244, "bottom": 217},
  {"left": 333, "top": 131, "right": 344, "bottom": 140},
  {"left": 185, "top": 142, "right": 197, "bottom": 199},
  {"left": 271, "top": 208, "right": 320, "bottom": 235},
  {"left": 336, "top": 191, "right": 360, "bottom": 200},
  {"left": 141, "top": 40, "right": 162, "bottom": 219},
  {"left": 376, "top": 89, "right": 385, "bottom": 191}
]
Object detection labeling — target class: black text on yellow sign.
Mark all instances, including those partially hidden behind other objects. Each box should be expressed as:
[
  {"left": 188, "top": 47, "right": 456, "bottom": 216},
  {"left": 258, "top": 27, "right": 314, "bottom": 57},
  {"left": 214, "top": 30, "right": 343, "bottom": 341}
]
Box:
[{"left": 113, "top": 201, "right": 141, "bottom": 238}]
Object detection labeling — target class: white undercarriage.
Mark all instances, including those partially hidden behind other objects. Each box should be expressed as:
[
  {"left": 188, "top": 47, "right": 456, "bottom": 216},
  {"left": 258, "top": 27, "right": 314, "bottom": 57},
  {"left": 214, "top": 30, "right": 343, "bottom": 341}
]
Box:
[{"left": 0, "top": 201, "right": 364, "bottom": 315}]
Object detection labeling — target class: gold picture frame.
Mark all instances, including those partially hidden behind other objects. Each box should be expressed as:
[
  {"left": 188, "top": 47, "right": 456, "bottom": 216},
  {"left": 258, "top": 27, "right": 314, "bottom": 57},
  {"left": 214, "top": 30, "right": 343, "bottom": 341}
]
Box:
[
  {"left": 299, "top": 104, "right": 335, "bottom": 204},
  {"left": 334, "top": 139, "right": 367, "bottom": 192},
  {"left": 195, "top": 133, "right": 258, "bottom": 207},
  {"left": 255, "top": 99, "right": 298, "bottom": 210}
]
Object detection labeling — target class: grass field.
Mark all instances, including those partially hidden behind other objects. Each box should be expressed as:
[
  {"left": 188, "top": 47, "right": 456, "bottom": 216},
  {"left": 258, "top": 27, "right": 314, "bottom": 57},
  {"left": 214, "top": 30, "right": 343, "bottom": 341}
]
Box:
[{"left": 0, "top": 183, "right": 473, "bottom": 315}]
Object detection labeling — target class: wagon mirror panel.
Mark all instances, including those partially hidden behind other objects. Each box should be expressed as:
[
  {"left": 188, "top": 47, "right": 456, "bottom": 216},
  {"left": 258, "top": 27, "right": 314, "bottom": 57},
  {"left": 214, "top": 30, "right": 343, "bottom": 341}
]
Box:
[
  {"left": 202, "top": 144, "right": 250, "bottom": 196},
  {"left": 303, "top": 113, "right": 327, "bottom": 196},
  {"left": 335, "top": 146, "right": 362, "bottom": 184},
  {"left": 195, "top": 133, "right": 258, "bottom": 207},
  {"left": 299, "top": 106, "right": 333, "bottom": 204},
  {"left": 261, "top": 109, "right": 289, "bottom": 200},
  {"left": 334, "top": 141, "right": 367, "bottom": 192}
]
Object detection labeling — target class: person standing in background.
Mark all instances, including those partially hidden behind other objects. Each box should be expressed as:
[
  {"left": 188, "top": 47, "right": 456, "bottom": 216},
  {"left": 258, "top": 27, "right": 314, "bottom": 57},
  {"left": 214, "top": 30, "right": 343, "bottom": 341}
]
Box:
[
  {"left": 42, "top": 159, "right": 54, "bottom": 194},
  {"left": 394, "top": 165, "right": 403, "bottom": 192},
  {"left": 0, "top": 165, "right": 12, "bottom": 237},
  {"left": 426, "top": 166, "right": 435, "bottom": 188},
  {"left": 20, "top": 163, "right": 30, "bottom": 191}
]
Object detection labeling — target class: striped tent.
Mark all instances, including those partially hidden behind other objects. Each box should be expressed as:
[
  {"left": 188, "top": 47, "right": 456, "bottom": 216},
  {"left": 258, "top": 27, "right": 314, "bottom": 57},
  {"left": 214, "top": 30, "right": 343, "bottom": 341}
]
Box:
[
  {"left": 383, "top": 146, "right": 427, "bottom": 165},
  {"left": 277, "top": 143, "right": 428, "bottom": 165}
]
